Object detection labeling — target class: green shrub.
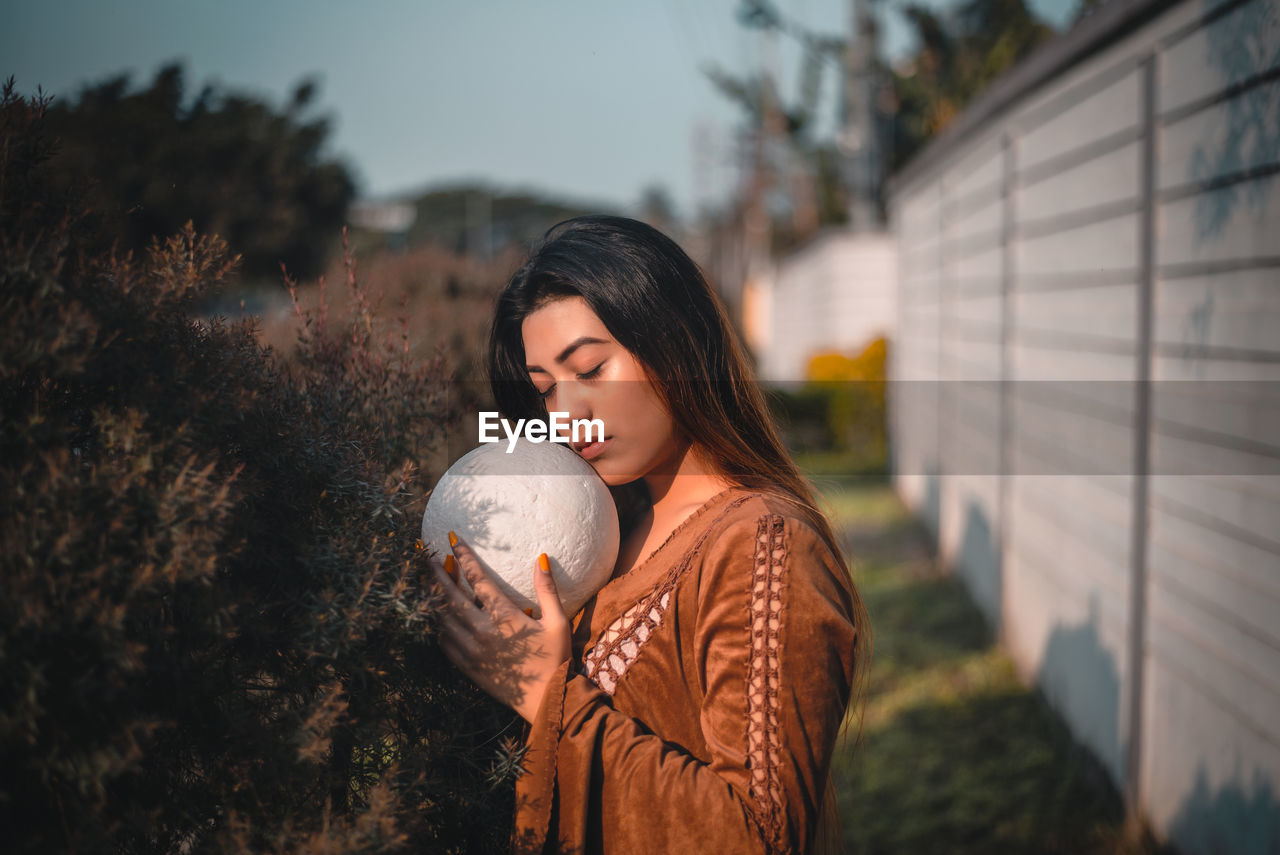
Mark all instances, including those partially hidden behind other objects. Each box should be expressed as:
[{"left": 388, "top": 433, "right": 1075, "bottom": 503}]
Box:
[
  {"left": 1, "top": 80, "right": 519, "bottom": 855},
  {"left": 767, "top": 338, "right": 888, "bottom": 475}
]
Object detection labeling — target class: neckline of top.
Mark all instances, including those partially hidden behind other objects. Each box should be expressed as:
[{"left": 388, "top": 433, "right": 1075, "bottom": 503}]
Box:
[{"left": 616, "top": 485, "right": 753, "bottom": 582}]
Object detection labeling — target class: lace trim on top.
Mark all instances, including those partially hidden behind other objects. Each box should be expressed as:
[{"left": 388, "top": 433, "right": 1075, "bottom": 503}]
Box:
[
  {"left": 581, "top": 495, "right": 754, "bottom": 695},
  {"left": 746, "top": 514, "right": 787, "bottom": 849}
]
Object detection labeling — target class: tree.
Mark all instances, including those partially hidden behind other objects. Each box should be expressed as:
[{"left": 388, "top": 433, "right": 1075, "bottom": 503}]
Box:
[
  {"left": 886, "top": 0, "right": 1057, "bottom": 170},
  {"left": 40, "top": 62, "right": 356, "bottom": 281},
  {"left": 709, "top": 0, "right": 1058, "bottom": 221}
]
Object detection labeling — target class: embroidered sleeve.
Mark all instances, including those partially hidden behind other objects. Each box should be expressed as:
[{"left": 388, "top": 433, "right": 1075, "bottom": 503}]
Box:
[
  {"left": 746, "top": 515, "right": 787, "bottom": 843},
  {"left": 511, "top": 512, "right": 858, "bottom": 855}
]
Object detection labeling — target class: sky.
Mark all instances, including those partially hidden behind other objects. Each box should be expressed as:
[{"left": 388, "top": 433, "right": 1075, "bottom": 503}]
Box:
[{"left": 4, "top": 0, "right": 1077, "bottom": 221}]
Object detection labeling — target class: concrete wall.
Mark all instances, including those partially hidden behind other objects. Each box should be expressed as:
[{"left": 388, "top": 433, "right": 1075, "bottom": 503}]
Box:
[
  {"left": 888, "top": 0, "right": 1280, "bottom": 850},
  {"left": 752, "top": 230, "right": 897, "bottom": 382}
]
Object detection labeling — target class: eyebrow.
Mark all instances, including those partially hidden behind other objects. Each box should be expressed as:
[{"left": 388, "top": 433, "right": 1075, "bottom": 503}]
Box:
[{"left": 526, "top": 336, "right": 610, "bottom": 373}]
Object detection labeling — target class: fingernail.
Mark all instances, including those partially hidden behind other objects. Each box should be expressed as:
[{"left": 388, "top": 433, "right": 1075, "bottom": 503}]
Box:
[
  {"left": 538, "top": 553, "right": 550, "bottom": 573},
  {"left": 524, "top": 607, "right": 534, "bottom": 617},
  {"left": 448, "top": 531, "right": 458, "bottom": 548},
  {"left": 445, "top": 554, "right": 457, "bottom": 579}
]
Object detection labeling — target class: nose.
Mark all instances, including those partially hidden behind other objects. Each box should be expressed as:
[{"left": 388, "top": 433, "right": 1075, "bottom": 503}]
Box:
[{"left": 551, "top": 379, "right": 594, "bottom": 426}]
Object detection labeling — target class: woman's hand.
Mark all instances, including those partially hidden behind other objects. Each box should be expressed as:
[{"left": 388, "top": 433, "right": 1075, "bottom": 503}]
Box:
[{"left": 429, "top": 533, "right": 572, "bottom": 724}]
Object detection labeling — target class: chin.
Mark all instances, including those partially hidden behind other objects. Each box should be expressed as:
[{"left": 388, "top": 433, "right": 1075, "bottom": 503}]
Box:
[
  {"left": 594, "top": 467, "right": 630, "bottom": 487},
  {"left": 590, "top": 460, "right": 640, "bottom": 488}
]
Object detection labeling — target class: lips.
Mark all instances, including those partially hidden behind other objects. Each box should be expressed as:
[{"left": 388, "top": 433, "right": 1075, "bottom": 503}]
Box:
[{"left": 573, "top": 436, "right": 611, "bottom": 460}]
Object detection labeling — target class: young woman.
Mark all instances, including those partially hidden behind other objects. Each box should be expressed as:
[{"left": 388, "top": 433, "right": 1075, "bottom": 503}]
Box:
[{"left": 429, "top": 215, "right": 870, "bottom": 854}]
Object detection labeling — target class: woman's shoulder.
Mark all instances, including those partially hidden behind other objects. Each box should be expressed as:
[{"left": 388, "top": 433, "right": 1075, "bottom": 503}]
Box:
[
  {"left": 702, "top": 487, "right": 827, "bottom": 536},
  {"left": 694, "top": 487, "right": 842, "bottom": 568},
  {"left": 689, "top": 487, "right": 856, "bottom": 618}
]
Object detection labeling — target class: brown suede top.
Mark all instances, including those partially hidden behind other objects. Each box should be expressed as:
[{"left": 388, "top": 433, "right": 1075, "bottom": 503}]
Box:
[{"left": 511, "top": 487, "right": 858, "bottom": 855}]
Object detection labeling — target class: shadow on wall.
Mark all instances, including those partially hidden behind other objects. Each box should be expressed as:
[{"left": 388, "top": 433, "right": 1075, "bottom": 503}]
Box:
[
  {"left": 955, "top": 497, "right": 1002, "bottom": 634},
  {"left": 1168, "top": 766, "right": 1280, "bottom": 855},
  {"left": 1035, "top": 592, "right": 1125, "bottom": 787},
  {"left": 921, "top": 469, "right": 942, "bottom": 545},
  {"left": 1190, "top": 0, "right": 1279, "bottom": 240}
]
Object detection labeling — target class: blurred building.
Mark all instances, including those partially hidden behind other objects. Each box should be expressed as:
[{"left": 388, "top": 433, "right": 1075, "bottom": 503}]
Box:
[
  {"left": 349, "top": 199, "right": 417, "bottom": 249},
  {"left": 747, "top": 229, "right": 897, "bottom": 381}
]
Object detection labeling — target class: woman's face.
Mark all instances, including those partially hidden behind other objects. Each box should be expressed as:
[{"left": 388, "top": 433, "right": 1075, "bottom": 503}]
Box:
[{"left": 521, "top": 296, "right": 685, "bottom": 486}]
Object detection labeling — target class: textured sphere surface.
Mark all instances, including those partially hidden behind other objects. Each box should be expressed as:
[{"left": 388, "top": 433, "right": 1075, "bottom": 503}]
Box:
[{"left": 421, "top": 438, "right": 619, "bottom": 616}]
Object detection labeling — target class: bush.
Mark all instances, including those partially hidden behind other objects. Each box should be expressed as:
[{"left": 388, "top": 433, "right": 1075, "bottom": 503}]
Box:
[
  {"left": 767, "top": 337, "right": 889, "bottom": 475},
  {"left": 1, "top": 80, "right": 519, "bottom": 855}
]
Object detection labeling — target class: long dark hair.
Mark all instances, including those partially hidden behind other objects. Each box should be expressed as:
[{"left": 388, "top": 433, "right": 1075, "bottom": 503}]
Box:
[{"left": 487, "top": 215, "right": 870, "bottom": 847}]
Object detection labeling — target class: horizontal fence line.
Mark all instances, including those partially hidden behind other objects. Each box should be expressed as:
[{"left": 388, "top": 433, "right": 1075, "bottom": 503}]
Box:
[
  {"left": 1013, "top": 269, "right": 1141, "bottom": 291},
  {"left": 1152, "top": 419, "right": 1280, "bottom": 462},
  {"left": 1147, "top": 600, "right": 1280, "bottom": 729},
  {"left": 941, "top": 320, "right": 1005, "bottom": 341},
  {"left": 1012, "top": 513, "right": 1134, "bottom": 593},
  {"left": 1153, "top": 570, "right": 1280, "bottom": 664},
  {"left": 1015, "top": 55, "right": 1145, "bottom": 141},
  {"left": 950, "top": 278, "right": 1006, "bottom": 296},
  {"left": 1010, "top": 433, "right": 1136, "bottom": 476},
  {"left": 1157, "top": 256, "right": 1280, "bottom": 280},
  {"left": 1016, "top": 197, "right": 1143, "bottom": 239},
  {"left": 1159, "top": 64, "right": 1280, "bottom": 127},
  {"left": 1010, "top": 531, "right": 1133, "bottom": 610},
  {"left": 1149, "top": 519, "right": 1280, "bottom": 603},
  {"left": 1157, "top": 160, "right": 1280, "bottom": 204},
  {"left": 1157, "top": 0, "right": 1256, "bottom": 50},
  {"left": 1015, "top": 468, "right": 1134, "bottom": 511},
  {"left": 1150, "top": 489, "right": 1280, "bottom": 557},
  {"left": 943, "top": 229, "right": 1004, "bottom": 260},
  {"left": 1018, "top": 126, "right": 1143, "bottom": 187},
  {"left": 1012, "top": 381, "right": 1139, "bottom": 424},
  {"left": 1152, "top": 340, "right": 1280, "bottom": 363},
  {"left": 943, "top": 178, "right": 1005, "bottom": 215},
  {"left": 1011, "top": 328, "right": 1139, "bottom": 354},
  {"left": 1146, "top": 644, "right": 1280, "bottom": 753}
]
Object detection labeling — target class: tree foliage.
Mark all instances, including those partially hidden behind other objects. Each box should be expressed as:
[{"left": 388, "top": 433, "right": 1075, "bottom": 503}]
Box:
[
  {"left": 0, "top": 80, "right": 519, "bottom": 854},
  {"left": 39, "top": 62, "right": 356, "bottom": 281},
  {"left": 709, "top": 0, "right": 1058, "bottom": 225},
  {"left": 887, "top": 0, "right": 1057, "bottom": 170}
]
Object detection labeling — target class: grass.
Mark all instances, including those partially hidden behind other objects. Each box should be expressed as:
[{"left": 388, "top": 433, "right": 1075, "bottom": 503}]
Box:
[{"left": 810, "top": 475, "right": 1175, "bottom": 855}]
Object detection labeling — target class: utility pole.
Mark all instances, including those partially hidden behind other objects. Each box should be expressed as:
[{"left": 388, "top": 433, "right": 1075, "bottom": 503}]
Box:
[{"left": 841, "top": 0, "right": 883, "bottom": 231}]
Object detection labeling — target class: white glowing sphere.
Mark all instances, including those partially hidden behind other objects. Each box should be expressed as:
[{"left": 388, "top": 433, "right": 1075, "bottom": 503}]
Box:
[{"left": 421, "top": 438, "right": 619, "bottom": 616}]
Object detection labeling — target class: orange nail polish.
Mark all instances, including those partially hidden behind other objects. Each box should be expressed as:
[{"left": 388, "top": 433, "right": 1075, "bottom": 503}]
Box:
[
  {"left": 538, "top": 553, "right": 550, "bottom": 573},
  {"left": 448, "top": 531, "right": 458, "bottom": 548},
  {"left": 445, "top": 554, "right": 457, "bottom": 579}
]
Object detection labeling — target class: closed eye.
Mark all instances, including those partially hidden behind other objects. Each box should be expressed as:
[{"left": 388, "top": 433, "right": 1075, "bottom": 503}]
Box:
[{"left": 536, "top": 363, "right": 604, "bottom": 399}]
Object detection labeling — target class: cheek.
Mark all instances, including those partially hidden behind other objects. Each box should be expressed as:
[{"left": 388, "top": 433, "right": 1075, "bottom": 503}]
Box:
[{"left": 613, "top": 387, "right": 669, "bottom": 435}]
